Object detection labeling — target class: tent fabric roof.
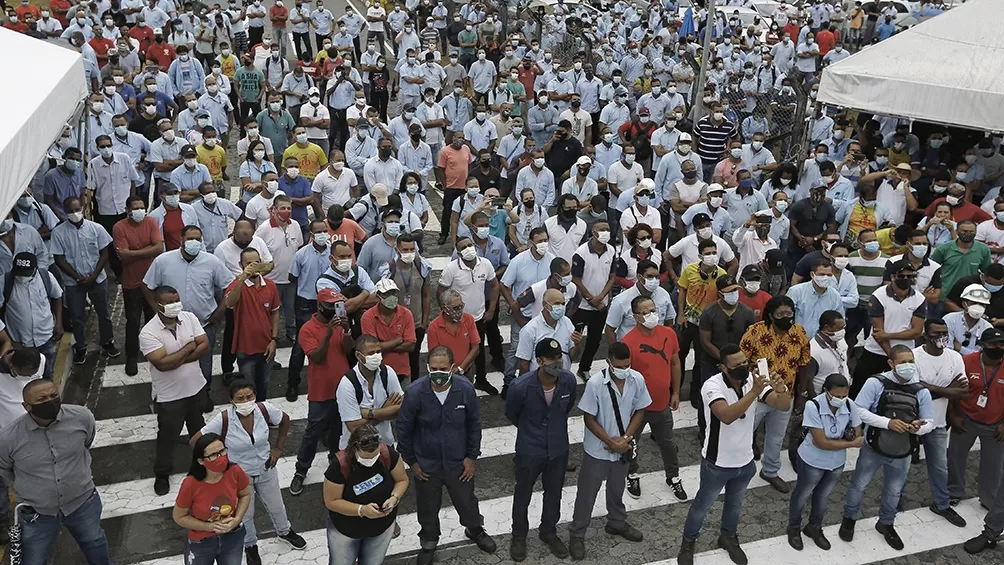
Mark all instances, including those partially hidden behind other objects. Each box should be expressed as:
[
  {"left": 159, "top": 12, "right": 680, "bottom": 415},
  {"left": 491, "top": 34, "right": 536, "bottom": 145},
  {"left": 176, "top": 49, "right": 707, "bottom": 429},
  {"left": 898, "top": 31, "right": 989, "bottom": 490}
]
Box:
[
  {"left": 817, "top": 0, "right": 1004, "bottom": 132},
  {"left": 0, "top": 29, "right": 87, "bottom": 220}
]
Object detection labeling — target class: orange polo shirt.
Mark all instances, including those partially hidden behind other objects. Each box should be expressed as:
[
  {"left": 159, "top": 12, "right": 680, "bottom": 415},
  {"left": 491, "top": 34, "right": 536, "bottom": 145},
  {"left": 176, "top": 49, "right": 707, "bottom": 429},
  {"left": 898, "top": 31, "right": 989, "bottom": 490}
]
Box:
[
  {"left": 361, "top": 304, "right": 417, "bottom": 377},
  {"left": 426, "top": 312, "right": 480, "bottom": 368}
]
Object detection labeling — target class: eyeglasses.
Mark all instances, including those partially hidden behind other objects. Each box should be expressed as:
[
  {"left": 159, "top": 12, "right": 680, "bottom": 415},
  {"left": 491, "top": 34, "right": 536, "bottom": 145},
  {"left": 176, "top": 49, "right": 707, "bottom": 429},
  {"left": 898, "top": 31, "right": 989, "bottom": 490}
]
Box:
[{"left": 202, "top": 447, "right": 228, "bottom": 461}]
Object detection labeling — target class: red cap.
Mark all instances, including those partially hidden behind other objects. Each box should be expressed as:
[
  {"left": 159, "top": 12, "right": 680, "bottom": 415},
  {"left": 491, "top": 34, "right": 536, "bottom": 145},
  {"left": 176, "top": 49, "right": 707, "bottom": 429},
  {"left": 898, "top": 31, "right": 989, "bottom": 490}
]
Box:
[{"left": 317, "top": 288, "right": 344, "bottom": 304}]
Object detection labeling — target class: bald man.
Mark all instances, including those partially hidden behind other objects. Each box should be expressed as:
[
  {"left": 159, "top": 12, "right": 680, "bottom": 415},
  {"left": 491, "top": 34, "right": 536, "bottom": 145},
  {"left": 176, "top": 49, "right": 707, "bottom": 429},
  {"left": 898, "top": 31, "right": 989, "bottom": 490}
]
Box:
[{"left": 516, "top": 288, "right": 584, "bottom": 375}]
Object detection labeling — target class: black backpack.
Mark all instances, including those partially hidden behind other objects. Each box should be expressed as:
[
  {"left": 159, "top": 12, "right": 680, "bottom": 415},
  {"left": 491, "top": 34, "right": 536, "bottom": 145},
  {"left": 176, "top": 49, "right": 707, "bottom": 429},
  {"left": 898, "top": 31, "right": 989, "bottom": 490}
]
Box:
[
  {"left": 317, "top": 267, "right": 362, "bottom": 299},
  {"left": 1, "top": 270, "right": 55, "bottom": 319},
  {"left": 344, "top": 366, "right": 390, "bottom": 404},
  {"left": 865, "top": 378, "right": 923, "bottom": 459}
]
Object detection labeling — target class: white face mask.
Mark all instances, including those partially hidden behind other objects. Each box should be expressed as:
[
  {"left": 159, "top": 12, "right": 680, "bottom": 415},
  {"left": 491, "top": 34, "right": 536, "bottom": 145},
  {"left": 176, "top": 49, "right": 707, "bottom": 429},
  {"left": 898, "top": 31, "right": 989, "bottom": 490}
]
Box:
[
  {"left": 161, "top": 301, "right": 184, "bottom": 318},
  {"left": 460, "top": 246, "right": 478, "bottom": 261},
  {"left": 596, "top": 230, "right": 610, "bottom": 244},
  {"left": 535, "top": 242, "right": 549, "bottom": 255},
  {"left": 233, "top": 401, "right": 256, "bottom": 416},
  {"left": 968, "top": 304, "right": 987, "bottom": 319},
  {"left": 696, "top": 227, "right": 713, "bottom": 239},
  {"left": 362, "top": 352, "right": 383, "bottom": 370},
  {"left": 640, "top": 311, "right": 659, "bottom": 329},
  {"left": 701, "top": 253, "right": 719, "bottom": 266},
  {"left": 709, "top": 196, "right": 723, "bottom": 207},
  {"left": 744, "top": 280, "right": 761, "bottom": 293},
  {"left": 356, "top": 453, "right": 380, "bottom": 467},
  {"left": 400, "top": 251, "right": 416, "bottom": 263}
]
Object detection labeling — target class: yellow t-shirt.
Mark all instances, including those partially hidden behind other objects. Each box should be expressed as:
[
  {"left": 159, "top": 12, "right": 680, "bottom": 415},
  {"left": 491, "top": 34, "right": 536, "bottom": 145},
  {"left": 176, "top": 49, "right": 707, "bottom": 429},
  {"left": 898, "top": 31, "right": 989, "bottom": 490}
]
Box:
[
  {"left": 282, "top": 143, "right": 328, "bottom": 180},
  {"left": 846, "top": 202, "right": 878, "bottom": 241},
  {"left": 196, "top": 144, "right": 228, "bottom": 181},
  {"left": 875, "top": 226, "right": 906, "bottom": 256},
  {"left": 219, "top": 54, "right": 239, "bottom": 78},
  {"left": 677, "top": 263, "right": 727, "bottom": 324},
  {"left": 888, "top": 148, "right": 911, "bottom": 167}
]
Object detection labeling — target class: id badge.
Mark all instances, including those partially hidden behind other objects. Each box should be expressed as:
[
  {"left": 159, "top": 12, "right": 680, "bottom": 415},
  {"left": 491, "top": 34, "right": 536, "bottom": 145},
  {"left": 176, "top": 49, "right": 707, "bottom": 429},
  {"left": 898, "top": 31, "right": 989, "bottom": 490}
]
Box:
[
  {"left": 977, "top": 394, "right": 989, "bottom": 408},
  {"left": 402, "top": 294, "right": 411, "bottom": 307}
]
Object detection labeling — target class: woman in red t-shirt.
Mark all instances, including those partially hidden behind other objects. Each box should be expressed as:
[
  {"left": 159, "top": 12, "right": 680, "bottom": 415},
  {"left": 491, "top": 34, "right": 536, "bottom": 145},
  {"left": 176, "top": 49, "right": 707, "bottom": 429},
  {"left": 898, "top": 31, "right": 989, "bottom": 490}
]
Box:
[{"left": 173, "top": 433, "right": 252, "bottom": 565}]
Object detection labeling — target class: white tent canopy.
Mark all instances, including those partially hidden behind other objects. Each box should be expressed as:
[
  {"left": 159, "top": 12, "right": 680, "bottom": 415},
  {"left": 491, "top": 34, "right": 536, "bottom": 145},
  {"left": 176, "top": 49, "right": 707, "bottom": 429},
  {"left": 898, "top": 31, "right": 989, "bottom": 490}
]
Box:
[
  {"left": 0, "top": 28, "right": 87, "bottom": 220},
  {"left": 817, "top": 0, "right": 1004, "bottom": 132}
]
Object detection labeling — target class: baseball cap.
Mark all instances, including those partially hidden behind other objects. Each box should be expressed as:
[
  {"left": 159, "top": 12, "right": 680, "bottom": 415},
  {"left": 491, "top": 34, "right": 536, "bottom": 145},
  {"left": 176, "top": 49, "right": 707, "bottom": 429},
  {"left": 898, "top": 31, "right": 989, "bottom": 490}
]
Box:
[
  {"left": 308, "top": 86, "right": 320, "bottom": 96},
  {"left": 678, "top": 132, "right": 693, "bottom": 142},
  {"left": 637, "top": 107, "right": 650, "bottom": 116},
  {"left": 534, "top": 338, "right": 563, "bottom": 360},
  {"left": 961, "top": 283, "right": 992, "bottom": 305},
  {"left": 888, "top": 259, "right": 917, "bottom": 275},
  {"left": 375, "top": 278, "right": 399, "bottom": 294},
  {"left": 692, "top": 212, "right": 712, "bottom": 225},
  {"left": 316, "top": 288, "right": 344, "bottom": 304},
  {"left": 764, "top": 249, "right": 786, "bottom": 274},
  {"left": 741, "top": 264, "right": 763, "bottom": 280},
  {"left": 981, "top": 328, "right": 1004, "bottom": 345},
  {"left": 576, "top": 155, "right": 592, "bottom": 166},
  {"left": 707, "top": 183, "right": 725, "bottom": 194},
  {"left": 153, "top": 27, "right": 163, "bottom": 35},
  {"left": 11, "top": 252, "right": 36, "bottom": 277},
  {"left": 716, "top": 275, "right": 739, "bottom": 292},
  {"left": 181, "top": 145, "right": 197, "bottom": 157},
  {"left": 195, "top": 108, "right": 211, "bottom": 118},
  {"left": 370, "top": 184, "right": 389, "bottom": 206}
]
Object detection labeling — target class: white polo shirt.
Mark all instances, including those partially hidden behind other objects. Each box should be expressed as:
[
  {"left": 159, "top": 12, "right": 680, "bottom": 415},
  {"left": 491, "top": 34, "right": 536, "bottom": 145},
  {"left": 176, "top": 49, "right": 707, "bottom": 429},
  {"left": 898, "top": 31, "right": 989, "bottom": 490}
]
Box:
[
  {"left": 213, "top": 236, "right": 274, "bottom": 277},
  {"left": 311, "top": 167, "right": 359, "bottom": 211},
  {"left": 515, "top": 313, "right": 576, "bottom": 371},
  {"left": 571, "top": 241, "right": 616, "bottom": 311},
  {"left": 701, "top": 372, "right": 773, "bottom": 468},
  {"left": 619, "top": 204, "right": 662, "bottom": 249},
  {"left": 863, "top": 284, "right": 927, "bottom": 356},
  {"left": 668, "top": 233, "right": 736, "bottom": 271},
  {"left": 809, "top": 335, "right": 849, "bottom": 394},
  {"left": 438, "top": 257, "right": 497, "bottom": 321},
  {"left": 244, "top": 190, "right": 285, "bottom": 228},
  {"left": 913, "top": 345, "right": 965, "bottom": 429},
  {"left": 519, "top": 279, "right": 578, "bottom": 319},
  {"left": 254, "top": 218, "right": 304, "bottom": 286},
  {"left": 544, "top": 216, "right": 588, "bottom": 262},
  {"left": 139, "top": 311, "right": 207, "bottom": 403}
]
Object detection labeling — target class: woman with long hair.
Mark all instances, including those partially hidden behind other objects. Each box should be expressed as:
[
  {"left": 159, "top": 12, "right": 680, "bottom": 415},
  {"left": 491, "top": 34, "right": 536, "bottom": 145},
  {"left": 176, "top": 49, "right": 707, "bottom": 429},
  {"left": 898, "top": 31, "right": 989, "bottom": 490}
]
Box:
[
  {"left": 761, "top": 162, "right": 798, "bottom": 201},
  {"left": 238, "top": 138, "right": 278, "bottom": 208},
  {"left": 173, "top": 433, "right": 252, "bottom": 565},
  {"left": 614, "top": 222, "right": 663, "bottom": 291},
  {"left": 399, "top": 172, "right": 431, "bottom": 228},
  {"left": 323, "top": 424, "right": 409, "bottom": 565}
]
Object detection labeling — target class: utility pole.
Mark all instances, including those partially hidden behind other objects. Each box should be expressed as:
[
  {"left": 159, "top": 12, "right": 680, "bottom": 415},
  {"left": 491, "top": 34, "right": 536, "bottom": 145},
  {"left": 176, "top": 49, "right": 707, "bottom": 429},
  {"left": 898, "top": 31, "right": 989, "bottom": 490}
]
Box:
[{"left": 691, "top": 0, "right": 716, "bottom": 121}]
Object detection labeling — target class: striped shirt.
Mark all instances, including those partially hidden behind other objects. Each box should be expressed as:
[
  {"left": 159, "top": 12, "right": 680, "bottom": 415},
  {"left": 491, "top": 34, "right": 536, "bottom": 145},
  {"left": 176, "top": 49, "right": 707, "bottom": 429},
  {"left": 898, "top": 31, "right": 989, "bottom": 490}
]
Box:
[
  {"left": 693, "top": 115, "right": 738, "bottom": 163},
  {"left": 847, "top": 251, "right": 889, "bottom": 307}
]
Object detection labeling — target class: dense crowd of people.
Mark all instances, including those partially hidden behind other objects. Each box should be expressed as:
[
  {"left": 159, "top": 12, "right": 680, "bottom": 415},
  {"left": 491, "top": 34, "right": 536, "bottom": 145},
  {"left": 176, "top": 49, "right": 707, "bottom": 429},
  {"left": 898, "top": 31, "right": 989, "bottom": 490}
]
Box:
[{"left": 0, "top": 0, "right": 1000, "bottom": 564}]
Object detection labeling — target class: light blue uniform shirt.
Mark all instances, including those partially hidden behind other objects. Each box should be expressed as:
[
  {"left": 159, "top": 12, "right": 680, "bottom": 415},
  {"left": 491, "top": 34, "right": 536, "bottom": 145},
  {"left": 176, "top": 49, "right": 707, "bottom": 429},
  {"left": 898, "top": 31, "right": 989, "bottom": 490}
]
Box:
[
  {"left": 110, "top": 131, "right": 152, "bottom": 167},
  {"left": 356, "top": 235, "right": 398, "bottom": 284},
  {"left": 605, "top": 285, "right": 677, "bottom": 340},
  {"left": 315, "top": 265, "right": 377, "bottom": 294},
  {"left": 0, "top": 224, "right": 51, "bottom": 280},
  {"left": 169, "top": 164, "right": 213, "bottom": 191},
  {"left": 142, "top": 249, "right": 235, "bottom": 326},
  {"left": 680, "top": 202, "right": 732, "bottom": 238},
  {"left": 0, "top": 271, "right": 62, "bottom": 347},
  {"left": 786, "top": 281, "right": 845, "bottom": 337},
  {"left": 50, "top": 220, "right": 113, "bottom": 287},
  {"left": 451, "top": 235, "right": 510, "bottom": 271},
  {"left": 500, "top": 249, "right": 555, "bottom": 299},
  {"left": 578, "top": 368, "right": 652, "bottom": 461},
  {"left": 192, "top": 198, "right": 243, "bottom": 253},
  {"left": 289, "top": 243, "right": 331, "bottom": 300},
  {"left": 238, "top": 160, "right": 278, "bottom": 184},
  {"left": 196, "top": 92, "right": 234, "bottom": 134},
  {"left": 798, "top": 392, "right": 861, "bottom": 470},
  {"left": 451, "top": 193, "right": 485, "bottom": 240}
]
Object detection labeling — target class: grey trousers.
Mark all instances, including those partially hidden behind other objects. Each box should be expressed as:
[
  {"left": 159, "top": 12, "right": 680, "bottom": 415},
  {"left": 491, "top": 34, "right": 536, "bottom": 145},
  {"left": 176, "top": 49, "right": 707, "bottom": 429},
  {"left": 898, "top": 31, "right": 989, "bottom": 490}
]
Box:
[
  {"left": 628, "top": 407, "right": 680, "bottom": 480},
  {"left": 568, "top": 453, "right": 630, "bottom": 539},
  {"left": 947, "top": 415, "right": 1004, "bottom": 508}
]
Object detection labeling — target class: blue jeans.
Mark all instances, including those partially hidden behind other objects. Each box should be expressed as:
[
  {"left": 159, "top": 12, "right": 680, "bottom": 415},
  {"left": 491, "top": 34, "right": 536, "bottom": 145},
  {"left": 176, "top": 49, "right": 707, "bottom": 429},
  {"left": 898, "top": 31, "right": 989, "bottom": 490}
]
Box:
[
  {"left": 503, "top": 319, "right": 523, "bottom": 385},
  {"left": 21, "top": 490, "right": 112, "bottom": 565},
  {"left": 277, "top": 283, "right": 296, "bottom": 340},
  {"left": 922, "top": 426, "right": 950, "bottom": 510},
  {"left": 199, "top": 323, "right": 217, "bottom": 385},
  {"left": 842, "top": 445, "right": 910, "bottom": 525},
  {"left": 788, "top": 455, "right": 843, "bottom": 528},
  {"left": 237, "top": 352, "right": 273, "bottom": 397},
  {"left": 683, "top": 459, "right": 756, "bottom": 540},
  {"left": 64, "top": 281, "right": 114, "bottom": 352},
  {"left": 295, "top": 399, "right": 341, "bottom": 476},
  {"left": 326, "top": 516, "right": 394, "bottom": 565},
  {"left": 242, "top": 466, "right": 291, "bottom": 547},
  {"left": 753, "top": 398, "right": 792, "bottom": 478},
  {"left": 184, "top": 525, "right": 245, "bottom": 565}
]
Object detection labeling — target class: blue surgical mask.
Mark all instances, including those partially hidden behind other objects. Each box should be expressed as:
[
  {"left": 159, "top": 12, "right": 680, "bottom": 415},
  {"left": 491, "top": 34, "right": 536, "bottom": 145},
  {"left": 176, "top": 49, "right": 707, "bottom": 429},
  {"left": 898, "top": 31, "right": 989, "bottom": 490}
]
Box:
[
  {"left": 863, "top": 241, "right": 880, "bottom": 254},
  {"left": 637, "top": 195, "right": 651, "bottom": 207},
  {"left": 987, "top": 283, "right": 1004, "bottom": 293},
  {"left": 893, "top": 362, "right": 917, "bottom": 380},
  {"left": 911, "top": 244, "right": 928, "bottom": 259},
  {"left": 64, "top": 159, "right": 81, "bottom": 171},
  {"left": 611, "top": 366, "right": 632, "bottom": 380},
  {"left": 996, "top": 211, "right": 1004, "bottom": 223},
  {"left": 183, "top": 239, "right": 203, "bottom": 256},
  {"left": 723, "top": 290, "right": 739, "bottom": 305},
  {"left": 385, "top": 221, "right": 401, "bottom": 236},
  {"left": 549, "top": 304, "right": 565, "bottom": 320},
  {"left": 0, "top": 219, "right": 13, "bottom": 234}
]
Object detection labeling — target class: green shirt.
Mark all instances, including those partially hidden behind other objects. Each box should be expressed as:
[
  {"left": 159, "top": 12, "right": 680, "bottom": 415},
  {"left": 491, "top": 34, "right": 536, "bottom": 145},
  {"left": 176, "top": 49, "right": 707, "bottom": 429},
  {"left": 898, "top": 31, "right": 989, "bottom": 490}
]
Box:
[
  {"left": 458, "top": 29, "right": 478, "bottom": 55},
  {"left": 930, "top": 240, "right": 992, "bottom": 301},
  {"left": 255, "top": 109, "right": 296, "bottom": 158},
  {"left": 506, "top": 79, "right": 526, "bottom": 114},
  {"left": 234, "top": 67, "right": 265, "bottom": 103},
  {"left": 847, "top": 250, "right": 889, "bottom": 308}
]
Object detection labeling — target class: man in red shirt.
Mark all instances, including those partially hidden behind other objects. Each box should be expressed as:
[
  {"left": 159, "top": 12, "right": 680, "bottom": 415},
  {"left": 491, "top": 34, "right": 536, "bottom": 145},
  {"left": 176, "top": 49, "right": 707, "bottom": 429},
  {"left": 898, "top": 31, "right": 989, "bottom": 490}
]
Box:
[
  {"left": 87, "top": 22, "right": 116, "bottom": 67},
  {"left": 145, "top": 27, "right": 176, "bottom": 70},
  {"left": 427, "top": 288, "right": 480, "bottom": 378},
  {"left": 923, "top": 182, "right": 993, "bottom": 224},
  {"left": 517, "top": 56, "right": 541, "bottom": 108},
  {"left": 3, "top": 10, "right": 28, "bottom": 32},
  {"left": 784, "top": 21, "right": 801, "bottom": 43},
  {"left": 14, "top": 2, "right": 41, "bottom": 21},
  {"left": 621, "top": 295, "right": 686, "bottom": 500},
  {"left": 289, "top": 288, "right": 354, "bottom": 495},
  {"left": 156, "top": 183, "right": 187, "bottom": 251},
  {"left": 816, "top": 25, "right": 836, "bottom": 56},
  {"left": 113, "top": 196, "right": 164, "bottom": 376},
  {"left": 737, "top": 265, "right": 772, "bottom": 321},
  {"left": 270, "top": 1, "right": 289, "bottom": 58},
  {"left": 361, "top": 278, "right": 417, "bottom": 387},
  {"left": 948, "top": 329, "right": 1004, "bottom": 511},
  {"left": 224, "top": 247, "right": 280, "bottom": 397},
  {"left": 49, "top": 0, "right": 71, "bottom": 27},
  {"left": 129, "top": 19, "right": 155, "bottom": 54}
]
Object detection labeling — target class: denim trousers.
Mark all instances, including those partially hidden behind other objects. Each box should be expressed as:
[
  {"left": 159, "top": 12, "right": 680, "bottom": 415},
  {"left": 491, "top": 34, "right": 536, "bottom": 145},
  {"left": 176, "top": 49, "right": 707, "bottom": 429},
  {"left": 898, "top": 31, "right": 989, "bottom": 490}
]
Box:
[
  {"left": 36, "top": 338, "right": 57, "bottom": 381},
  {"left": 184, "top": 525, "right": 245, "bottom": 565},
  {"left": 277, "top": 283, "right": 297, "bottom": 340},
  {"left": 21, "top": 490, "right": 112, "bottom": 565},
  {"left": 753, "top": 398, "right": 792, "bottom": 478},
  {"left": 237, "top": 352, "right": 273, "bottom": 398},
  {"left": 628, "top": 407, "right": 680, "bottom": 480},
  {"left": 788, "top": 455, "right": 843, "bottom": 528},
  {"left": 122, "top": 286, "right": 154, "bottom": 361},
  {"left": 922, "top": 426, "right": 950, "bottom": 510},
  {"left": 242, "top": 466, "right": 292, "bottom": 547},
  {"left": 842, "top": 444, "right": 910, "bottom": 525},
  {"left": 326, "top": 516, "right": 394, "bottom": 565},
  {"left": 199, "top": 323, "right": 218, "bottom": 385},
  {"left": 287, "top": 296, "right": 317, "bottom": 392},
  {"left": 683, "top": 459, "right": 756, "bottom": 540},
  {"left": 512, "top": 453, "right": 568, "bottom": 537},
  {"left": 64, "top": 280, "right": 114, "bottom": 352},
  {"left": 947, "top": 415, "right": 1004, "bottom": 508},
  {"left": 569, "top": 454, "right": 630, "bottom": 539},
  {"left": 295, "top": 399, "right": 342, "bottom": 476},
  {"left": 416, "top": 468, "right": 484, "bottom": 548},
  {"left": 503, "top": 318, "right": 523, "bottom": 385}
]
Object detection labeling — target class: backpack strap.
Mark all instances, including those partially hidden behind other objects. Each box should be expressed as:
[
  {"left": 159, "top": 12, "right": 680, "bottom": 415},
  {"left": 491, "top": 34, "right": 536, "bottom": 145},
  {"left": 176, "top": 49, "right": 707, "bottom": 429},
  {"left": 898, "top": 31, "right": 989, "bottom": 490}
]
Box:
[
  {"left": 379, "top": 443, "right": 391, "bottom": 469},
  {"left": 1, "top": 273, "right": 13, "bottom": 320},
  {"left": 257, "top": 402, "right": 271, "bottom": 426},
  {"left": 380, "top": 365, "right": 389, "bottom": 395},
  {"left": 336, "top": 449, "right": 350, "bottom": 478},
  {"left": 347, "top": 368, "right": 364, "bottom": 403}
]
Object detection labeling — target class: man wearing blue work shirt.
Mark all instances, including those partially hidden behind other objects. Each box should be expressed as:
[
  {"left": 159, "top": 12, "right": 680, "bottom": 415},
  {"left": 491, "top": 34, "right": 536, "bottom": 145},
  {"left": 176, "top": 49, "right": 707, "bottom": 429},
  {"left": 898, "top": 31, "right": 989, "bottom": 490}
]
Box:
[
  {"left": 316, "top": 240, "right": 377, "bottom": 337},
  {"left": 0, "top": 253, "right": 63, "bottom": 380},
  {"left": 505, "top": 338, "right": 577, "bottom": 561},
  {"left": 169, "top": 144, "right": 213, "bottom": 192},
  {"left": 197, "top": 75, "right": 235, "bottom": 144},
  {"left": 787, "top": 259, "right": 845, "bottom": 337},
  {"left": 110, "top": 113, "right": 153, "bottom": 195},
  {"left": 287, "top": 219, "right": 333, "bottom": 401},
  {"left": 192, "top": 182, "right": 242, "bottom": 253},
  {"left": 43, "top": 148, "right": 86, "bottom": 220},
  {"left": 500, "top": 226, "right": 553, "bottom": 392},
  {"left": 278, "top": 157, "right": 316, "bottom": 242},
  {"left": 357, "top": 209, "right": 404, "bottom": 283},
  {"left": 149, "top": 118, "right": 185, "bottom": 197},
  {"left": 143, "top": 224, "right": 235, "bottom": 410}
]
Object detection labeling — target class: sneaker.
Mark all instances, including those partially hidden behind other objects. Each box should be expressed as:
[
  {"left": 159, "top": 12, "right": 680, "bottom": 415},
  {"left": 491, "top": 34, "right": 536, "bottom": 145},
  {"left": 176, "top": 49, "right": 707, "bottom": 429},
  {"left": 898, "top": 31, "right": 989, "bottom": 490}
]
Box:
[
  {"left": 838, "top": 517, "right": 855, "bottom": 542},
  {"left": 950, "top": 497, "right": 961, "bottom": 507},
  {"left": 278, "top": 529, "right": 307, "bottom": 549},
  {"left": 509, "top": 536, "right": 527, "bottom": 562},
  {"left": 759, "top": 470, "right": 790, "bottom": 494},
  {"left": 875, "top": 522, "right": 904, "bottom": 550},
  {"left": 73, "top": 348, "right": 86, "bottom": 365},
  {"left": 125, "top": 357, "right": 138, "bottom": 377},
  {"left": 717, "top": 533, "right": 748, "bottom": 565},
  {"left": 474, "top": 379, "right": 500, "bottom": 395},
  {"left": 668, "top": 477, "right": 688, "bottom": 500},
  {"left": 539, "top": 532, "right": 569, "bottom": 558},
  {"left": 153, "top": 476, "right": 170, "bottom": 496},
  {"left": 102, "top": 342, "right": 120, "bottom": 358},
  {"left": 289, "top": 473, "right": 305, "bottom": 496},
  {"left": 416, "top": 547, "right": 435, "bottom": 565},
  {"left": 626, "top": 474, "right": 641, "bottom": 499},
  {"left": 964, "top": 534, "right": 998, "bottom": 554},
  {"left": 930, "top": 504, "right": 968, "bottom": 527},
  {"left": 677, "top": 538, "right": 696, "bottom": 565},
  {"left": 605, "top": 523, "right": 643, "bottom": 542},
  {"left": 437, "top": 234, "right": 448, "bottom": 245},
  {"left": 244, "top": 545, "right": 262, "bottom": 565},
  {"left": 501, "top": 384, "right": 509, "bottom": 399},
  {"left": 576, "top": 368, "right": 590, "bottom": 381},
  {"left": 285, "top": 386, "right": 298, "bottom": 402},
  {"left": 803, "top": 524, "right": 830, "bottom": 550},
  {"left": 464, "top": 528, "right": 497, "bottom": 553},
  {"left": 568, "top": 537, "right": 585, "bottom": 561},
  {"left": 787, "top": 526, "right": 803, "bottom": 550}
]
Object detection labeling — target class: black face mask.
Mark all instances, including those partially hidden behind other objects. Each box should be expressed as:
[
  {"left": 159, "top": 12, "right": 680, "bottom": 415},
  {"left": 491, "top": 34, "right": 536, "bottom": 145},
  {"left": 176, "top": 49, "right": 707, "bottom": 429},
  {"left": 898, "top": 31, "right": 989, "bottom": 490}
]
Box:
[
  {"left": 773, "top": 316, "right": 794, "bottom": 331},
  {"left": 317, "top": 305, "right": 334, "bottom": 320},
  {"left": 234, "top": 238, "right": 250, "bottom": 249},
  {"left": 523, "top": 199, "right": 535, "bottom": 208},
  {"left": 571, "top": 100, "right": 581, "bottom": 108},
  {"left": 894, "top": 277, "right": 913, "bottom": 290},
  {"left": 480, "top": 159, "right": 491, "bottom": 167},
  {"left": 561, "top": 209, "right": 577, "bottom": 220},
  {"left": 726, "top": 366, "right": 750, "bottom": 386},
  {"left": 683, "top": 170, "right": 697, "bottom": 179},
  {"left": 985, "top": 347, "right": 1004, "bottom": 360},
  {"left": 29, "top": 398, "right": 61, "bottom": 420},
  {"left": 410, "top": 133, "right": 421, "bottom": 142},
  {"left": 959, "top": 233, "right": 976, "bottom": 244}
]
